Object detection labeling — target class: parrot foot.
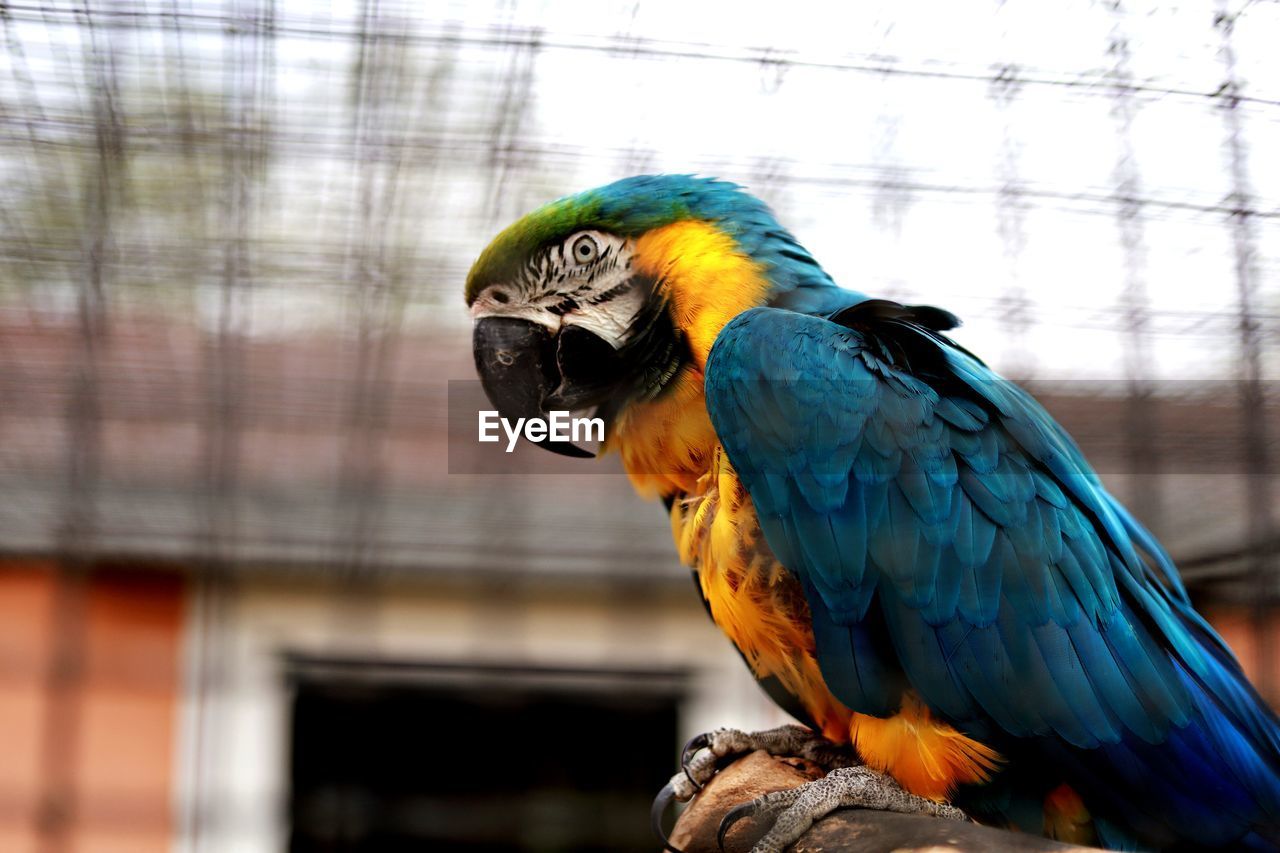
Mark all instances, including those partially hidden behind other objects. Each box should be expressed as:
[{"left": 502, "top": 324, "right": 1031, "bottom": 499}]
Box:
[
  {"left": 718, "top": 765, "right": 969, "bottom": 853},
  {"left": 651, "top": 725, "right": 853, "bottom": 852}
]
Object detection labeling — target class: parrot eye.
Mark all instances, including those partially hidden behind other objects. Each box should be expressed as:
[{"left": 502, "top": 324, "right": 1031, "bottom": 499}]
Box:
[{"left": 570, "top": 234, "right": 598, "bottom": 265}]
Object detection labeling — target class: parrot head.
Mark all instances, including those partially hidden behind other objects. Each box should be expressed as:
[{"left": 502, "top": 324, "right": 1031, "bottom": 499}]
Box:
[{"left": 466, "top": 174, "right": 835, "bottom": 458}]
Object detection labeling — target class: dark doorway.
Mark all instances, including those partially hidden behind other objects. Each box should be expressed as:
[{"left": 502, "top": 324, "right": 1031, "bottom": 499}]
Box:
[{"left": 288, "top": 658, "right": 683, "bottom": 852}]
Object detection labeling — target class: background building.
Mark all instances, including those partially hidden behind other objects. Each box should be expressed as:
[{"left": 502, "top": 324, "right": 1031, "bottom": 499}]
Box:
[{"left": 1, "top": 1, "right": 1279, "bottom": 850}]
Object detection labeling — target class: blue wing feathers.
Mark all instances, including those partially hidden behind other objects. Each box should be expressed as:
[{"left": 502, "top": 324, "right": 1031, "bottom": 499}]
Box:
[
  {"left": 1030, "top": 620, "right": 1119, "bottom": 742},
  {"left": 953, "top": 495, "right": 997, "bottom": 568},
  {"left": 806, "top": 577, "right": 903, "bottom": 716},
  {"left": 704, "top": 305, "right": 1280, "bottom": 848}
]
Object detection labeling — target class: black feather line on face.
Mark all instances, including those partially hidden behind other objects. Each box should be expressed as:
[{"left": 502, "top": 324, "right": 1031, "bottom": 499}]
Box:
[
  {"left": 585, "top": 278, "right": 637, "bottom": 306},
  {"left": 546, "top": 296, "right": 580, "bottom": 317}
]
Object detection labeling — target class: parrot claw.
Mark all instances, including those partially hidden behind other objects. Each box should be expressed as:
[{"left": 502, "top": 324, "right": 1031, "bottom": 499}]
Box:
[
  {"left": 717, "top": 795, "right": 772, "bottom": 851},
  {"left": 650, "top": 762, "right": 713, "bottom": 853},
  {"left": 651, "top": 780, "right": 689, "bottom": 853},
  {"left": 651, "top": 726, "right": 855, "bottom": 851},
  {"left": 678, "top": 725, "right": 855, "bottom": 789},
  {"left": 680, "top": 732, "right": 712, "bottom": 791},
  {"left": 719, "top": 766, "right": 969, "bottom": 853}
]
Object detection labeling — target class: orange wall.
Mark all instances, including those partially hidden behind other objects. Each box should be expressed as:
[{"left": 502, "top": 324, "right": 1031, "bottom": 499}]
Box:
[
  {"left": 0, "top": 562, "right": 185, "bottom": 853},
  {"left": 1202, "top": 604, "right": 1280, "bottom": 706}
]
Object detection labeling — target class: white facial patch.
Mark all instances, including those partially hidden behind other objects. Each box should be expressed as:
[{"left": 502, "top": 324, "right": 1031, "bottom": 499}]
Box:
[
  {"left": 470, "top": 230, "right": 649, "bottom": 349},
  {"left": 560, "top": 277, "right": 647, "bottom": 347}
]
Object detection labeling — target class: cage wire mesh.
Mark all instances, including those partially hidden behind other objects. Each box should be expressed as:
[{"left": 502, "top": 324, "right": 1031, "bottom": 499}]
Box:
[{"left": 2, "top": 0, "right": 1280, "bottom": 849}]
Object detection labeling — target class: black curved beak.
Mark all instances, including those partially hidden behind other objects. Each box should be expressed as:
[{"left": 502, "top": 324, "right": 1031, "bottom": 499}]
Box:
[{"left": 472, "top": 317, "right": 596, "bottom": 458}]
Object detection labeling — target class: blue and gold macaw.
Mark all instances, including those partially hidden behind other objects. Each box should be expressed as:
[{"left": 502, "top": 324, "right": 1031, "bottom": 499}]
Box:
[{"left": 466, "top": 175, "right": 1280, "bottom": 851}]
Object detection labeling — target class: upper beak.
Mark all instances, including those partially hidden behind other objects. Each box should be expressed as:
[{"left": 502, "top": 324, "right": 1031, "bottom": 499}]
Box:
[{"left": 472, "top": 317, "right": 596, "bottom": 458}]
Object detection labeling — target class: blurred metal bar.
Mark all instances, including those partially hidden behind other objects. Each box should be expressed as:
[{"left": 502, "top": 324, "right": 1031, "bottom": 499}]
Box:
[
  {"left": 1108, "top": 0, "right": 1162, "bottom": 535},
  {"left": 36, "top": 568, "right": 86, "bottom": 853},
  {"left": 1215, "top": 1, "right": 1275, "bottom": 700},
  {"left": 482, "top": 7, "right": 541, "bottom": 225},
  {"left": 333, "top": 0, "right": 399, "bottom": 586},
  {"left": 184, "top": 0, "right": 269, "bottom": 847},
  {"left": 37, "top": 0, "right": 124, "bottom": 846},
  {"left": 990, "top": 51, "right": 1033, "bottom": 376}
]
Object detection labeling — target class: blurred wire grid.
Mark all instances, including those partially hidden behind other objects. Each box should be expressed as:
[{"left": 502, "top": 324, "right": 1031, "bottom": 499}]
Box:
[{"left": 2, "top": 1, "right": 1280, "bottom": 851}]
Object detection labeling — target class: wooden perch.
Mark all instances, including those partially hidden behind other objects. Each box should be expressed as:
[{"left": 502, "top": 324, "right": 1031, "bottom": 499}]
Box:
[{"left": 668, "top": 750, "right": 1103, "bottom": 853}]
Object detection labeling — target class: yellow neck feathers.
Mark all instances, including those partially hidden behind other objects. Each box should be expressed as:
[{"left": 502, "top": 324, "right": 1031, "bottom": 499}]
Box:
[
  {"left": 606, "top": 221, "right": 772, "bottom": 497},
  {"left": 632, "top": 220, "right": 772, "bottom": 369}
]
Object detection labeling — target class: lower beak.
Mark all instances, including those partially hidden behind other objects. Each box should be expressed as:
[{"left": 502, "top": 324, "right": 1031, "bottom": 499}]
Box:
[{"left": 472, "top": 317, "right": 596, "bottom": 458}]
